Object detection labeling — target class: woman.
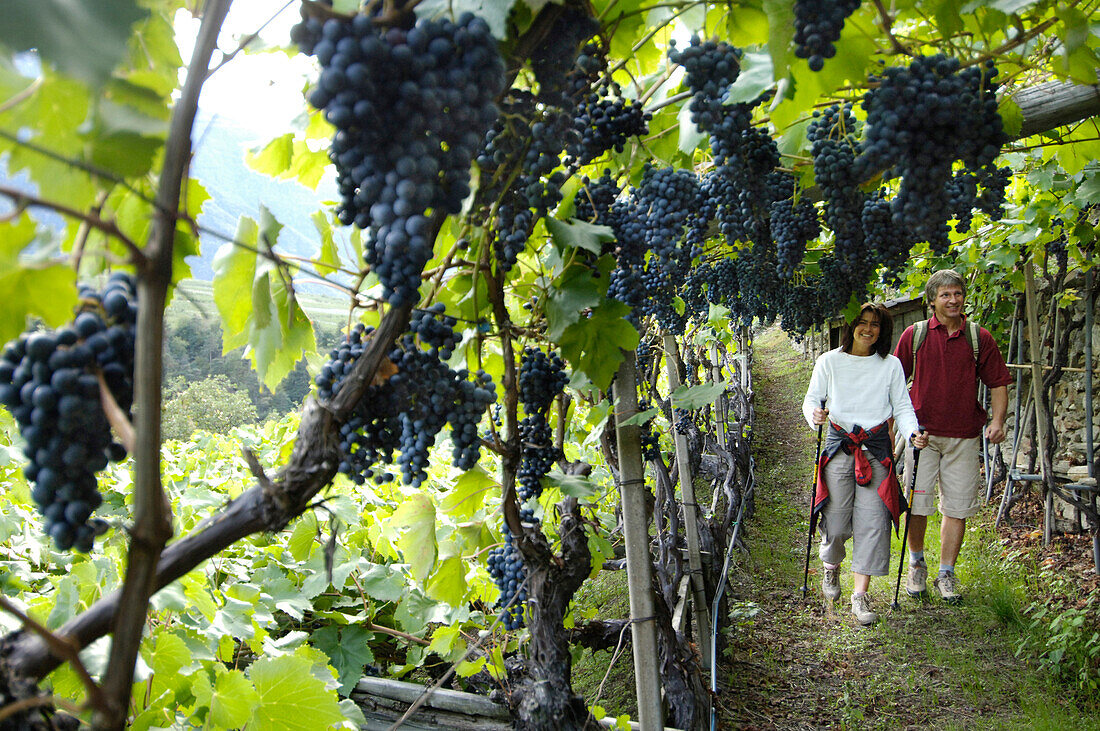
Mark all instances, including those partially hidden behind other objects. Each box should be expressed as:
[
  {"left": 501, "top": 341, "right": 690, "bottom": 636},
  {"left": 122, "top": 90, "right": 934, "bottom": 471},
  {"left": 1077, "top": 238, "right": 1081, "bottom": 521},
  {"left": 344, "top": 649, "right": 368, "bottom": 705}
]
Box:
[{"left": 802, "top": 302, "right": 927, "bottom": 626}]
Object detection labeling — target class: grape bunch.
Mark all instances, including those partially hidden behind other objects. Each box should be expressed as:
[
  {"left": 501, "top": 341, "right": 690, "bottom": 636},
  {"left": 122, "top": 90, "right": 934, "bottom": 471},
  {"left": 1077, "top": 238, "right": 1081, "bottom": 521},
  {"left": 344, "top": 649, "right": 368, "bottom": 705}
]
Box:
[
  {"left": 516, "top": 348, "right": 567, "bottom": 500},
  {"left": 295, "top": 11, "right": 504, "bottom": 306},
  {"left": 519, "top": 347, "right": 568, "bottom": 415},
  {"left": 0, "top": 273, "right": 137, "bottom": 552},
  {"left": 486, "top": 509, "right": 538, "bottom": 630},
  {"left": 793, "top": 0, "right": 862, "bottom": 72},
  {"left": 771, "top": 197, "right": 821, "bottom": 278},
  {"left": 855, "top": 54, "right": 1005, "bottom": 253},
  {"left": 317, "top": 305, "right": 497, "bottom": 487}
]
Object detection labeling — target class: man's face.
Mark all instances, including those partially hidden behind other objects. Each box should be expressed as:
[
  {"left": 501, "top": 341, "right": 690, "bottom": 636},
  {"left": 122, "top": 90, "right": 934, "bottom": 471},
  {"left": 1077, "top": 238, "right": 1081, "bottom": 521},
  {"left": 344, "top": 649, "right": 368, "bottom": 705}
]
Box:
[{"left": 932, "top": 284, "right": 965, "bottom": 321}]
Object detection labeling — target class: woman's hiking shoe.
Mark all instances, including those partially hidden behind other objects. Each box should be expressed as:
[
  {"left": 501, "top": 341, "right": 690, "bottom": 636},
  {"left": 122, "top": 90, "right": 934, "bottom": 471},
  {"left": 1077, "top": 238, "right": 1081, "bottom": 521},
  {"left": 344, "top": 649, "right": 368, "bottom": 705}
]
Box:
[
  {"left": 822, "top": 566, "right": 841, "bottom": 602},
  {"left": 850, "top": 593, "right": 878, "bottom": 626},
  {"left": 934, "top": 570, "right": 961, "bottom": 604},
  {"left": 906, "top": 560, "right": 928, "bottom": 596}
]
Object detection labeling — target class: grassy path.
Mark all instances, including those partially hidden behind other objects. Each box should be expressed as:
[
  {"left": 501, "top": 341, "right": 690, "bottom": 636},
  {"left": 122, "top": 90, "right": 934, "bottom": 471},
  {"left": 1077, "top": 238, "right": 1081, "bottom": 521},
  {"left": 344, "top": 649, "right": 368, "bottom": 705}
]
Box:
[{"left": 713, "top": 328, "right": 1100, "bottom": 730}]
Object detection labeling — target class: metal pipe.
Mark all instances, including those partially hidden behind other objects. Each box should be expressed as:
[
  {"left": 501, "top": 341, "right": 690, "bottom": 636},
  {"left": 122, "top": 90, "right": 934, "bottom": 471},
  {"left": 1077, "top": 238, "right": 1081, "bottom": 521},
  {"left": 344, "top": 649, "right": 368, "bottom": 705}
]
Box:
[
  {"left": 1086, "top": 269, "right": 1099, "bottom": 573},
  {"left": 998, "top": 320, "right": 1028, "bottom": 527}
]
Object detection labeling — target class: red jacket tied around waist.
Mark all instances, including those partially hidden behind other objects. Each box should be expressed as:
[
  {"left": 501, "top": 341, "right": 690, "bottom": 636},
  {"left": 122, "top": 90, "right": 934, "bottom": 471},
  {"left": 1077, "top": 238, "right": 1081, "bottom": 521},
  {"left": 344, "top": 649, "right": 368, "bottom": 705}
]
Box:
[{"left": 812, "top": 420, "right": 906, "bottom": 533}]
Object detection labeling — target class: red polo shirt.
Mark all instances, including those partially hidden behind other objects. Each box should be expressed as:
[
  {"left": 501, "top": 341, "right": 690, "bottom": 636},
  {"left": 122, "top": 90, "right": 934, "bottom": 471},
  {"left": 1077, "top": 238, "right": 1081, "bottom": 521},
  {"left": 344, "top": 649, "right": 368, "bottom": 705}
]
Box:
[{"left": 893, "top": 316, "right": 1012, "bottom": 438}]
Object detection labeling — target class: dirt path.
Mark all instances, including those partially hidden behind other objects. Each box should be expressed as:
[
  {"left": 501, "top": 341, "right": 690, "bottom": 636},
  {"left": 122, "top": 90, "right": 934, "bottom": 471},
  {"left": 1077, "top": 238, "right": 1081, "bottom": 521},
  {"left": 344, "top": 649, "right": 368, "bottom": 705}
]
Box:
[{"left": 714, "top": 328, "right": 1099, "bottom": 730}]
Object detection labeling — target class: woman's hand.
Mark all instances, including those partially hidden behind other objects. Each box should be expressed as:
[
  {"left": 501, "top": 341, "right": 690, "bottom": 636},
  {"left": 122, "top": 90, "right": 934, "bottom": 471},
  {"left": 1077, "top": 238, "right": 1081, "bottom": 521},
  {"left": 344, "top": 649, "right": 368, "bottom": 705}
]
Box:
[
  {"left": 812, "top": 407, "right": 829, "bottom": 426},
  {"left": 909, "top": 430, "right": 928, "bottom": 449}
]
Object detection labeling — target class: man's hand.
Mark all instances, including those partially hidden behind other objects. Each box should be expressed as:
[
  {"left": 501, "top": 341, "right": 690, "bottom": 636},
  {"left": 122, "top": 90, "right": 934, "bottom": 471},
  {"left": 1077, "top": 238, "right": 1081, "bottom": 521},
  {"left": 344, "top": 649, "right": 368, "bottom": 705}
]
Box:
[
  {"left": 985, "top": 419, "right": 1006, "bottom": 444},
  {"left": 910, "top": 430, "right": 929, "bottom": 449},
  {"left": 812, "top": 407, "right": 829, "bottom": 426}
]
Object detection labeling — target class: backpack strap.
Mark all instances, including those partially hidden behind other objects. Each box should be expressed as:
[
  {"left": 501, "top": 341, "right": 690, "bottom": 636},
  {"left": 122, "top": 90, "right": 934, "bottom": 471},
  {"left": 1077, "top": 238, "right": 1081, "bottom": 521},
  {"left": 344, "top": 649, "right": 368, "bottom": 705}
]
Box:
[
  {"left": 965, "top": 320, "right": 980, "bottom": 365},
  {"left": 910, "top": 318, "right": 979, "bottom": 382},
  {"left": 910, "top": 319, "right": 928, "bottom": 377}
]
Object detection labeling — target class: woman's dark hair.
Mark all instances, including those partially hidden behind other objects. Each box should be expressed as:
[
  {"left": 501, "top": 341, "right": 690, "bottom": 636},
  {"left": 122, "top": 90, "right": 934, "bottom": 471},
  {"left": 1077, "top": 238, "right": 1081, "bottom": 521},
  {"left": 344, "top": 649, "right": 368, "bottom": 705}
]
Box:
[{"left": 839, "top": 302, "right": 893, "bottom": 358}]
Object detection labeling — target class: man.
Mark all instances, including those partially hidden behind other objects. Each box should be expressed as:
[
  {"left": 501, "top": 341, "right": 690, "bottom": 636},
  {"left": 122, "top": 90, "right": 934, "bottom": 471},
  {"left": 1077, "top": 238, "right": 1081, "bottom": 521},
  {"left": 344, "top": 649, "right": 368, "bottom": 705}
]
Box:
[{"left": 893, "top": 269, "right": 1011, "bottom": 603}]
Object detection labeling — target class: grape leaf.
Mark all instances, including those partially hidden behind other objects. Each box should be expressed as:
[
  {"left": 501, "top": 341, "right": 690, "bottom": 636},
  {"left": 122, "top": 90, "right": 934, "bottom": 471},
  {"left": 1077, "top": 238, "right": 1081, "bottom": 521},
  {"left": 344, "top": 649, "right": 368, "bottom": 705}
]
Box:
[
  {"left": 671, "top": 382, "right": 726, "bottom": 410},
  {"left": 311, "top": 625, "right": 375, "bottom": 696},
  {"left": 210, "top": 668, "right": 260, "bottom": 729},
  {"left": 557, "top": 300, "right": 639, "bottom": 391},
  {"left": 0, "top": 0, "right": 149, "bottom": 88},
  {"left": 546, "top": 217, "right": 616, "bottom": 256},
  {"left": 248, "top": 653, "right": 346, "bottom": 730},
  {"left": 392, "top": 493, "right": 437, "bottom": 583}
]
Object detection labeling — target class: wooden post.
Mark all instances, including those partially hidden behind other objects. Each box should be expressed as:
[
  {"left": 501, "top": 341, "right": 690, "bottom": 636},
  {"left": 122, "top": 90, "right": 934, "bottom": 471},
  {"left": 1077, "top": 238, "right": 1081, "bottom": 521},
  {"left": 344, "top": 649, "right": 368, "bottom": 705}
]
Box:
[
  {"left": 612, "top": 351, "right": 664, "bottom": 730},
  {"left": 1024, "top": 264, "right": 1054, "bottom": 546},
  {"left": 663, "top": 334, "right": 713, "bottom": 668}
]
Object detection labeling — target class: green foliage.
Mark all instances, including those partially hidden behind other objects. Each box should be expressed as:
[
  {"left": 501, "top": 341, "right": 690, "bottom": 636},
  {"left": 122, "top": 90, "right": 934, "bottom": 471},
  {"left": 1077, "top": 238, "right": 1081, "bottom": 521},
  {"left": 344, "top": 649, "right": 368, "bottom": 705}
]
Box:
[
  {"left": 162, "top": 375, "right": 258, "bottom": 442},
  {"left": 1017, "top": 568, "right": 1100, "bottom": 699}
]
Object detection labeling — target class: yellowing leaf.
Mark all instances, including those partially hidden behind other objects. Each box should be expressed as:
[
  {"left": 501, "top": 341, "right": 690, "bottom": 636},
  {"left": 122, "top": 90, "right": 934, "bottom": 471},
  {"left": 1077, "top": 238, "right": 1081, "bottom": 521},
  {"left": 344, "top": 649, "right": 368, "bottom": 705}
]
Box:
[
  {"left": 392, "top": 494, "right": 437, "bottom": 583},
  {"left": 247, "top": 653, "right": 346, "bottom": 730}
]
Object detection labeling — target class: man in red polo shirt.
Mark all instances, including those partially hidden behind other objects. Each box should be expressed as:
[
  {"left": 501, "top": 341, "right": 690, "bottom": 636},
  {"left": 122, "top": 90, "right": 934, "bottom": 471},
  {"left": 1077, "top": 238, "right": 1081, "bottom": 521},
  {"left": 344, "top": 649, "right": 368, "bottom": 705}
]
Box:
[{"left": 893, "top": 269, "right": 1012, "bottom": 603}]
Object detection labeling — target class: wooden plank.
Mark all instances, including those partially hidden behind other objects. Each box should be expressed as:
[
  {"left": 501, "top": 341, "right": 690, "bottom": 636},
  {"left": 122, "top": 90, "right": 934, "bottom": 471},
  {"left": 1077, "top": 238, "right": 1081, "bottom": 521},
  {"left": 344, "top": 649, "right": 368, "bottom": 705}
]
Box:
[{"left": 352, "top": 677, "right": 509, "bottom": 718}]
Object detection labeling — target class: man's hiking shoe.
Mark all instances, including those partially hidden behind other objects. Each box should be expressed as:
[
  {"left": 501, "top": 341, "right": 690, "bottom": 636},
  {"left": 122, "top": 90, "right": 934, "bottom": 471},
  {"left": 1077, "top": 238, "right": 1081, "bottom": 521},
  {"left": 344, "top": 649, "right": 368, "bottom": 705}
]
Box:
[
  {"left": 906, "top": 561, "right": 928, "bottom": 596},
  {"left": 822, "top": 566, "right": 841, "bottom": 602},
  {"left": 850, "top": 593, "right": 878, "bottom": 626},
  {"left": 934, "top": 571, "right": 961, "bottom": 604}
]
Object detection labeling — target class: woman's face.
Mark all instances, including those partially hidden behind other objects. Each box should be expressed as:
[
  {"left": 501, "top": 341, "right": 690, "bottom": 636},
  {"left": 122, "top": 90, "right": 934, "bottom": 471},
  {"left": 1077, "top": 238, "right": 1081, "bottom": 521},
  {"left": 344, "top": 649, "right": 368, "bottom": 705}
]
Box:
[{"left": 852, "top": 311, "right": 881, "bottom": 351}]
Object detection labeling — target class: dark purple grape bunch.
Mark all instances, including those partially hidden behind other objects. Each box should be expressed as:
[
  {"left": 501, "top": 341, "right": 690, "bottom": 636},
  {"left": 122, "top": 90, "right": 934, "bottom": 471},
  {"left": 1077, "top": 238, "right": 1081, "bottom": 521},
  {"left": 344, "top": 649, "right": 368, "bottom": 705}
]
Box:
[
  {"left": 516, "top": 348, "right": 567, "bottom": 501},
  {"left": 0, "top": 273, "right": 137, "bottom": 552},
  {"left": 793, "top": 0, "right": 862, "bottom": 72},
  {"left": 487, "top": 507, "right": 538, "bottom": 630},
  {"left": 296, "top": 10, "right": 504, "bottom": 306},
  {"left": 318, "top": 305, "right": 496, "bottom": 488}
]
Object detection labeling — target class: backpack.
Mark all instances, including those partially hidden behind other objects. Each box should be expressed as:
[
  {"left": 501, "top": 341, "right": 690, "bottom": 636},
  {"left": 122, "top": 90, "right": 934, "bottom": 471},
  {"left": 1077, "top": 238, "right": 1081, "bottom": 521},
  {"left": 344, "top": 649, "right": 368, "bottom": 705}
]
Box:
[{"left": 910, "top": 318, "right": 980, "bottom": 377}]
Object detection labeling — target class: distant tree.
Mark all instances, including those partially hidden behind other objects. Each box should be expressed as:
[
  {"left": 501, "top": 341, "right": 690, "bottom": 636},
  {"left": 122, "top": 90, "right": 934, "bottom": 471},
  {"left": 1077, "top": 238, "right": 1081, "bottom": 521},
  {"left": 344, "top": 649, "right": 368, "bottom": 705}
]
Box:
[{"left": 162, "top": 375, "right": 258, "bottom": 441}]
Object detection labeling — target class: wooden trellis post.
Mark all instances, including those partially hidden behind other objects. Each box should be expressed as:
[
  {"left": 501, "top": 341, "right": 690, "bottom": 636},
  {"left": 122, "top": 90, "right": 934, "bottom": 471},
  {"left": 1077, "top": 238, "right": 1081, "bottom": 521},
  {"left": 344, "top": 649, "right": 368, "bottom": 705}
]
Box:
[
  {"left": 1024, "top": 263, "right": 1055, "bottom": 545},
  {"left": 612, "top": 350, "right": 664, "bottom": 729},
  {"left": 663, "top": 334, "right": 712, "bottom": 668}
]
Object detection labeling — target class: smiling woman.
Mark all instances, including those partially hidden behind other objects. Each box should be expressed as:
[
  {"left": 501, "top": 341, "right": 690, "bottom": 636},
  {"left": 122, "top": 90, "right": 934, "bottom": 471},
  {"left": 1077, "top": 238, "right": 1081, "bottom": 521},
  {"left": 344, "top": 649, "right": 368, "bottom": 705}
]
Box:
[{"left": 802, "top": 302, "right": 926, "bottom": 625}]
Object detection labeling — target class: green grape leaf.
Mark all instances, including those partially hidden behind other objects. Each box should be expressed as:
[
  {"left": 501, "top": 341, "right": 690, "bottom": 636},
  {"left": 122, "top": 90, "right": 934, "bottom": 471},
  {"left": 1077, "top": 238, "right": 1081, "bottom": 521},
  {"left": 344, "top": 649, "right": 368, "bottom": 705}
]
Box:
[
  {"left": 0, "top": 262, "right": 79, "bottom": 347},
  {"left": 556, "top": 300, "right": 639, "bottom": 391},
  {"left": 545, "top": 263, "right": 605, "bottom": 341},
  {"left": 726, "top": 52, "right": 775, "bottom": 103},
  {"left": 210, "top": 668, "right": 260, "bottom": 729},
  {"left": 545, "top": 217, "right": 616, "bottom": 256},
  {"left": 0, "top": 0, "right": 149, "bottom": 88},
  {"left": 144, "top": 632, "right": 191, "bottom": 681},
  {"left": 426, "top": 556, "right": 468, "bottom": 606},
  {"left": 248, "top": 653, "right": 346, "bottom": 730},
  {"left": 359, "top": 562, "right": 408, "bottom": 603},
  {"left": 998, "top": 95, "right": 1023, "bottom": 139},
  {"left": 312, "top": 625, "right": 375, "bottom": 696},
  {"left": 678, "top": 102, "right": 706, "bottom": 155},
  {"left": 545, "top": 471, "right": 599, "bottom": 498},
  {"left": 671, "top": 382, "right": 726, "bottom": 410},
  {"left": 392, "top": 493, "right": 437, "bottom": 583},
  {"left": 439, "top": 466, "right": 496, "bottom": 522},
  {"left": 762, "top": 0, "right": 795, "bottom": 78}
]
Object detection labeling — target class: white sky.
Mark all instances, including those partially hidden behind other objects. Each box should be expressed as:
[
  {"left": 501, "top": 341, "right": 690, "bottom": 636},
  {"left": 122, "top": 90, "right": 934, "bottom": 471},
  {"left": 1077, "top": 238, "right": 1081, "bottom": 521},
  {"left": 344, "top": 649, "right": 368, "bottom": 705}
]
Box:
[{"left": 175, "top": 0, "right": 317, "bottom": 138}]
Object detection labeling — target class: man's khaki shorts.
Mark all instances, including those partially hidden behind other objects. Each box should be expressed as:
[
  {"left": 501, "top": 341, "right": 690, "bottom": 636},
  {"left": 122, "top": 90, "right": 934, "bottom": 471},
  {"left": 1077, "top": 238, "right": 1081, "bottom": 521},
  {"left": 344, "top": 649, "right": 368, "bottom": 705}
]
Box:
[{"left": 902, "top": 435, "right": 981, "bottom": 519}]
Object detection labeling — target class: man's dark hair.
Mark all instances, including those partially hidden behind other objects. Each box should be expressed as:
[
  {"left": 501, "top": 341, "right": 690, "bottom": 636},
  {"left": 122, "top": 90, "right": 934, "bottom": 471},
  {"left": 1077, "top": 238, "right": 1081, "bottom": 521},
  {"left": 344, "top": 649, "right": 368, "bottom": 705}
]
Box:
[{"left": 840, "top": 302, "right": 893, "bottom": 358}]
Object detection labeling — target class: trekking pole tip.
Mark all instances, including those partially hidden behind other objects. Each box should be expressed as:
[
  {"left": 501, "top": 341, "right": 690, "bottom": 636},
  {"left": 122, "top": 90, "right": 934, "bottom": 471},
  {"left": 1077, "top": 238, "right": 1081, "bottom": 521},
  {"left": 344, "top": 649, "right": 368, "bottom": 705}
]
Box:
[{"left": 890, "top": 600, "right": 901, "bottom": 611}]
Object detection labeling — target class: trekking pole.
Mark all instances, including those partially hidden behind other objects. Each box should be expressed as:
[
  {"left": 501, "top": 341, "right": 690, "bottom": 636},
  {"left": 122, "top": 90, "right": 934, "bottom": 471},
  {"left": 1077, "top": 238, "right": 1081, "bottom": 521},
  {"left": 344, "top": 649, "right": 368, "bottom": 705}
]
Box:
[
  {"left": 801, "top": 399, "right": 826, "bottom": 598},
  {"left": 891, "top": 430, "right": 924, "bottom": 610}
]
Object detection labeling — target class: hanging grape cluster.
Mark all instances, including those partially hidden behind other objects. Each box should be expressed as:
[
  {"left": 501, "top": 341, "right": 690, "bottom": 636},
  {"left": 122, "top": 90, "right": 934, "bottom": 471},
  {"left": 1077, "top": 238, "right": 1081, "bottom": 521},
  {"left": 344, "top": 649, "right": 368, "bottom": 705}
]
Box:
[
  {"left": 487, "top": 508, "right": 538, "bottom": 630},
  {"left": 856, "top": 54, "right": 1007, "bottom": 253},
  {"left": 475, "top": 37, "right": 650, "bottom": 273},
  {"left": 516, "top": 347, "right": 566, "bottom": 501},
  {"left": 316, "top": 305, "right": 496, "bottom": 488},
  {"left": 0, "top": 274, "right": 137, "bottom": 552},
  {"left": 793, "top": 0, "right": 862, "bottom": 71},
  {"left": 293, "top": 10, "right": 505, "bottom": 306}
]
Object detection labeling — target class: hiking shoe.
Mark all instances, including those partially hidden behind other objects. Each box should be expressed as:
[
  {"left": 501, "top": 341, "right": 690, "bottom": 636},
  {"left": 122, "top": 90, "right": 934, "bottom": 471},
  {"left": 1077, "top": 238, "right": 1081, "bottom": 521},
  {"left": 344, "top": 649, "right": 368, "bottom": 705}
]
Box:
[
  {"left": 906, "top": 560, "right": 928, "bottom": 596},
  {"left": 934, "top": 570, "right": 961, "bottom": 604},
  {"left": 850, "top": 593, "right": 878, "bottom": 626},
  {"left": 821, "top": 566, "right": 841, "bottom": 603}
]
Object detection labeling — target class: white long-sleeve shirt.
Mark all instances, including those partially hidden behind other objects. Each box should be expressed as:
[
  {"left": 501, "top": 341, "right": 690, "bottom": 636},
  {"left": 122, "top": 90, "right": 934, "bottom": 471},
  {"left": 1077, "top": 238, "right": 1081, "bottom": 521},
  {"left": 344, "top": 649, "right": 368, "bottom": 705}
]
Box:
[{"left": 802, "top": 348, "right": 920, "bottom": 441}]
